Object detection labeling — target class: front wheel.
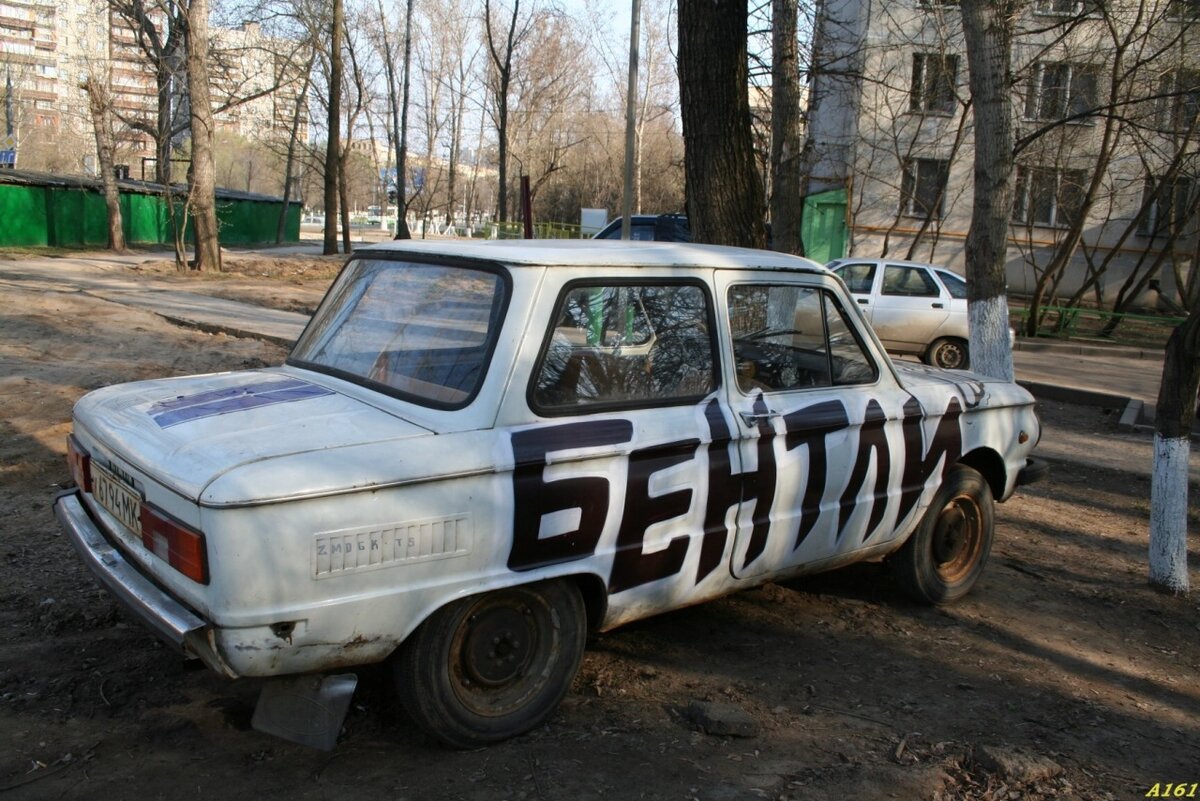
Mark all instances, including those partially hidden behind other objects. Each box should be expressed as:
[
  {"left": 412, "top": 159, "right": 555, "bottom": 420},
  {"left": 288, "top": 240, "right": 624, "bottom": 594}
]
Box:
[
  {"left": 892, "top": 464, "right": 994, "bottom": 604},
  {"left": 925, "top": 337, "right": 969, "bottom": 370},
  {"left": 394, "top": 579, "right": 586, "bottom": 748}
]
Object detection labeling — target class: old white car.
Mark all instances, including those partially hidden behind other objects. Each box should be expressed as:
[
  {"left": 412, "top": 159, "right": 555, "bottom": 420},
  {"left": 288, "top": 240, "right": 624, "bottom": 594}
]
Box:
[{"left": 56, "top": 241, "right": 1043, "bottom": 749}]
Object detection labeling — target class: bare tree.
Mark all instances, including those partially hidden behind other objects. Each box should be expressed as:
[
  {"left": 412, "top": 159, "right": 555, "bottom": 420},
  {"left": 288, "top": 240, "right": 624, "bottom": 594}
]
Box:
[
  {"left": 82, "top": 73, "right": 127, "bottom": 252},
  {"left": 677, "top": 0, "right": 767, "bottom": 247},
  {"left": 1149, "top": 309, "right": 1199, "bottom": 594},
  {"left": 584, "top": 0, "right": 677, "bottom": 216},
  {"left": 374, "top": 0, "right": 414, "bottom": 238},
  {"left": 277, "top": 49, "right": 316, "bottom": 244},
  {"left": 323, "top": 0, "right": 344, "bottom": 255},
  {"left": 958, "top": 0, "right": 1018, "bottom": 380},
  {"left": 484, "top": 0, "right": 535, "bottom": 223},
  {"left": 771, "top": 0, "right": 804, "bottom": 254},
  {"left": 508, "top": 11, "right": 589, "bottom": 209},
  {"left": 185, "top": 0, "right": 221, "bottom": 271}
]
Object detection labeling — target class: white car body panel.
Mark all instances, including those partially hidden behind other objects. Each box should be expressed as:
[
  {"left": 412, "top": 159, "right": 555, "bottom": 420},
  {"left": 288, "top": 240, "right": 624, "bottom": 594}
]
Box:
[{"left": 57, "top": 241, "right": 1040, "bottom": 680}]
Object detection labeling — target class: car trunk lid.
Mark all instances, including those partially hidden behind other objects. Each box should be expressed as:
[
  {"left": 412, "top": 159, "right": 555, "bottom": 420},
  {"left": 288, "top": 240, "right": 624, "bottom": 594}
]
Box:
[{"left": 74, "top": 369, "right": 432, "bottom": 502}]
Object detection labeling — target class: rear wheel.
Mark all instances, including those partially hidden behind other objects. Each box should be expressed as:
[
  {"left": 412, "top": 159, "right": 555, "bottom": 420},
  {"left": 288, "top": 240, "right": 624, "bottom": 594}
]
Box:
[
  {"left": 926, "top": 337, "right": 969, "bottom": 370},
  {"left": 394, "top": 579, "right": 586, "bottom": 748},
  {"left": 892, "top": 464, "right": 994, "bottom": 604}
]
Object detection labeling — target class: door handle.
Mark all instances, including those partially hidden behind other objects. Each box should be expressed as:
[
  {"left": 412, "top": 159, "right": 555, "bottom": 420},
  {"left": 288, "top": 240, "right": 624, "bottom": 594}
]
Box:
[
  {"left": 932, "top": 302, "right": 944, "bottom": 309},
  {"left": 739, "top": 410, "right": 781, "bottom": 427},
  {"left": 857, "top": 298, "right": 869, "bottom": 305}
]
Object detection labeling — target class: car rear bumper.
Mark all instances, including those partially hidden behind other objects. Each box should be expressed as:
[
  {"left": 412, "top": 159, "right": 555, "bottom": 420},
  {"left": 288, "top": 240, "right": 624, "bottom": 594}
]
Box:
[{"left": 54, "top": 490, "right": 237, "bottom": 677}]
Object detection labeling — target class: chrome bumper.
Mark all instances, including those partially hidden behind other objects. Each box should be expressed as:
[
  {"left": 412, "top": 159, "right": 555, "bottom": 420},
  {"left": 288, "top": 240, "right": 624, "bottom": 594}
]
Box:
[{"left": 54, "top": 491, "right": 233, "bottom": 675}]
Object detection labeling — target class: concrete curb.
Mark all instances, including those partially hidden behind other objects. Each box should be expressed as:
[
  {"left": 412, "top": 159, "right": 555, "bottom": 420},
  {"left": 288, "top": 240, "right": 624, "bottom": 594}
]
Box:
[
  {"left": 1016, "top": 380, "right": 1129, "bottom": 409},
  {"left": 1019, "top": 380, "right": 1200, "bottom": 442},
  {"left": 156, "top": 314, "right": 298, "bottom": 349},
  {"left": 1013, "top": 339, "right": 1163, "bottom": 360}
]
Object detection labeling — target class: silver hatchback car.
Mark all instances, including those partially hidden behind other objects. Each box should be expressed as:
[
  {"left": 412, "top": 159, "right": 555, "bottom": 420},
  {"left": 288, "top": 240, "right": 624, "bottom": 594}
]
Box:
[{"left": 828, "top": 258, "right": 973, "bottom": 369}]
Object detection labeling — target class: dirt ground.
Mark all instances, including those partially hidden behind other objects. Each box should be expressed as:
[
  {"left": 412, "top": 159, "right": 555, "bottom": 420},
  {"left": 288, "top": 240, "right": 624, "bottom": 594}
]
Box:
[{"left": 1, "top": 254, "right": 1198, "bottom": 801}]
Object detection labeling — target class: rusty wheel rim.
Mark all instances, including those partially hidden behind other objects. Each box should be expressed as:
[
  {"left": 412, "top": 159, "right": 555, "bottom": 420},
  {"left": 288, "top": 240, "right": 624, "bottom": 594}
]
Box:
[
  {"left": 448, "top": 592, "right": 552, "bottom": 718},
  {"left": 931, "top": 492, "right": 983, "bottom": 585}
]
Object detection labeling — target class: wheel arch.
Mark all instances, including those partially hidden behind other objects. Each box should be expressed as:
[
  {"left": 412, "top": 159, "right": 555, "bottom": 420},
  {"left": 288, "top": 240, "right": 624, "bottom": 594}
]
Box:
[
  {"left": 924, "top": 334, "right": 968, "bottom": 358},
  {"left": 563, "top": 571, "right": 609, "bottom": 632},
  {"left": 958, "top": 447, "right": 1006, "bottom": 499}
]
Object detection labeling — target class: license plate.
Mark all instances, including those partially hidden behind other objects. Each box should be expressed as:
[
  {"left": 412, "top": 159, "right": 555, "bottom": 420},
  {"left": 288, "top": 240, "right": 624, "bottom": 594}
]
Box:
[{"left": 92, "top": 462, "right": 143, "bottom": 535}]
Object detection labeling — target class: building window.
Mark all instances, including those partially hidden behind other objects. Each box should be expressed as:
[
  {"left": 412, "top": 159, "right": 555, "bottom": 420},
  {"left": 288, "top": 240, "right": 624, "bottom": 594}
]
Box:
[
  {"left": 1168, "top": 0, "right": 1200, "bottom": 19},
  {"left": 900, "top": 158, "right": 950, "bottom": 219},
  {"left": 1138, "top": 176, "right": 1197, "bottom": 237},
  {"left": 1032, "top": 0, "right": 1099, "bottom": 14},
  {"left": 1157, "top": 70, "right": 1200, "bottom": 134},
  {"left": 1013, "top": 166, "right": 1087, "bottom": 228},
  {"left": 1024, "top": 62, "right": 1098, "bottom": 122},
  {"left": 910, "top": 53, "right": 958, "bottom": 114}
]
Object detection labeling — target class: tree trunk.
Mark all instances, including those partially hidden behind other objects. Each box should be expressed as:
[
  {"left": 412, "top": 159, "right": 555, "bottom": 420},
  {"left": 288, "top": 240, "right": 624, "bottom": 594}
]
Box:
[
  {"left": 485, "top": 0, "right": 518, "bottom": 225},
  {"left": 185, "top": 0, "right": 221, "bottom": 272},
  {"left": 771, "top": 0, "right": 803, "bottom": 255},
  {"left": 340, "top": 93, "right": 353, "bottom": 254},
  {"left": 958, "top": 0, "right": 1015, "bottom": 381},
  {"left": 677, "top": 0, "right": 766, "bottom": 247},
  {"left": 1149, "top": 311, "right": 1199, "bottom": 594},
  {"left": 276, "top": 54, "right": 314, "bottom": 245},
  {"left": 84, "top": 78, "right": 127, "bottom": 252},
  {"left": 323, "top": 0, "right": 344, "bottom": 255},
  {"left": 396, "top": 0, "right": 414, "bottom": 239}
]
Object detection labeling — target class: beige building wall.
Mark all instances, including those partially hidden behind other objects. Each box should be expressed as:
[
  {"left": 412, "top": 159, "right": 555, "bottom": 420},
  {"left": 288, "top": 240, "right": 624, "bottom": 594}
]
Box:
[{"left": 809, "top": 0, "right": 1199, "bottom": 309}]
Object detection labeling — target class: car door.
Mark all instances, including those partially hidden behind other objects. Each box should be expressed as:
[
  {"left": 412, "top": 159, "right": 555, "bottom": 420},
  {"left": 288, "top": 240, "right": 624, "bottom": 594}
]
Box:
[
  {"left": 870, "top": 264, "right": 951, "bottom": 350},
  {"left": 715, "top": 270, "right": 908, "bottom": 580},
  {"left": 831, "top": 261, "right": 879, "bottom": 318},
  {"left": 500, "top": 273, "right": 743, "bottom": 625}
]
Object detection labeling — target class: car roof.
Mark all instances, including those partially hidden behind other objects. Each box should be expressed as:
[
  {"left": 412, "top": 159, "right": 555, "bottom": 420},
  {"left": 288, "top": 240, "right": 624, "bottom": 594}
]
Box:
[{"left": 356, "top": 239, "right": 828, "bottom": 274}]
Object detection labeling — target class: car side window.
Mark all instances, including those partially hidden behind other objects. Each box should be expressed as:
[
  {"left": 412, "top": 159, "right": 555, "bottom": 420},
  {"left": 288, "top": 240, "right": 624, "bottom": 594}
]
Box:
[
  {"left": 882, "top": 265, "right": 940, "bottom": 297},
  {"left": 834, "top": 263, "right": 877, "bottom": 294},
  {"left": 728, "top": 284, "right": 877, "bottom": 393},
  {"left": 532, "top": 283, "right": 716, "bottom": 411},
  {"left": 937, "top": 270, "right": 968, "bottom": 299}
]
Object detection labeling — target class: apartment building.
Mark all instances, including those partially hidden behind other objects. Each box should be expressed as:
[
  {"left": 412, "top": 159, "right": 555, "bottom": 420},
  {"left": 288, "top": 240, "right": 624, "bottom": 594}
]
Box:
[
  {"left": 0, "top": 5, "right": 304, "bottom": 178},
  {"left": 804, "top": 0, "right": 1200, "bottom": 307}
]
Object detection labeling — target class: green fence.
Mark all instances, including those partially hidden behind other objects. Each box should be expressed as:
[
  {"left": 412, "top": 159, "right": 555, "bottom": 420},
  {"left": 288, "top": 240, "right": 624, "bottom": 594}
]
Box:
[
  {"left": 1011, "top": 304, "right": 1185, "bottom": 348},
  {"left": 0, "top": 180, "right": 301, "bottom": 248},
  {"left": 488, "top": 220, "right": 585, "bottom": 240}
]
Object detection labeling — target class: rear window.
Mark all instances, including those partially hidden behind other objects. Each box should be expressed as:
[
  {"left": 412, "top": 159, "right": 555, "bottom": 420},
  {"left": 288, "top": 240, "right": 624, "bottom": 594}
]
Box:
[
  {"left": 937, "top": 270, "right": 968, "bottom": 299},
  {"left": 289, "top": 258, "right": 508, "bottom": 409}
]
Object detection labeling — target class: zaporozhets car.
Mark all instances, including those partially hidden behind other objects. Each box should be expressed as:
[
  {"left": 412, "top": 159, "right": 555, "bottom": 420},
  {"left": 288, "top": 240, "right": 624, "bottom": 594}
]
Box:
[{"left": 55, "top": 240, "right": 1045, "bottom": 749}]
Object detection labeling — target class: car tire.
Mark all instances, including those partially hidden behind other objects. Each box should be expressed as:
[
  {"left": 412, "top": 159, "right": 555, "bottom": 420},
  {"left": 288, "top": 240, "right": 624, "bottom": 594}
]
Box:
[
  {"left": 925, "top": 337, "right": 969, "bottom": 370},
  {"left": 891, "top": 464, "right": 994, "bottom": 605},
  {"left": 394, "top": 579, "right": 586, "bottom": 748}
]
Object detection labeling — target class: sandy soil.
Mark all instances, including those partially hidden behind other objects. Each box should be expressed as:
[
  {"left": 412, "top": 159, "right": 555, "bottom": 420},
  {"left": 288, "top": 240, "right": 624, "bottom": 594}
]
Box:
[{"left": 0, "top": 256, "right": 1197, "bottom": 801}]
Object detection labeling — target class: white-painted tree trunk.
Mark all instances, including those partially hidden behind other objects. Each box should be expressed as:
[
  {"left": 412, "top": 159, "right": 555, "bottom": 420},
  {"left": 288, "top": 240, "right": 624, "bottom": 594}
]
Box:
[
  {"left": 969, "top": 295, "right": 1014, "bottom": 383},
  {"left": 1149, "top": 434, "right": 1191, "bottom": 594}
]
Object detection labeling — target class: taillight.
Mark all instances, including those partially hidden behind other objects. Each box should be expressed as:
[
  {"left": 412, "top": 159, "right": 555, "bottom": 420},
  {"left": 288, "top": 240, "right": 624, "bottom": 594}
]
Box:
[
  {"left": 66, "top": 435, "right": 93, "bottom": 492},
  {"left": 140, "top": 504, "right": 209, "bottom": 585}
]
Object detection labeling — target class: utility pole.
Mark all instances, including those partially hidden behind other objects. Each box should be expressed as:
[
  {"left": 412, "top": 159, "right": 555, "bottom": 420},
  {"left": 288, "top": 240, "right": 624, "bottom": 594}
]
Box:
[{"left": 620, "top": 0, "right": 641, "bottom": 240}]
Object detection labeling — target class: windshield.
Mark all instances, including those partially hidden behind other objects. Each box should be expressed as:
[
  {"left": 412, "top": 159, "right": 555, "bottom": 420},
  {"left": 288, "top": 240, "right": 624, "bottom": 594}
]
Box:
[{"left": 289, "top": 258, "right": 509, "bottom": 409}]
